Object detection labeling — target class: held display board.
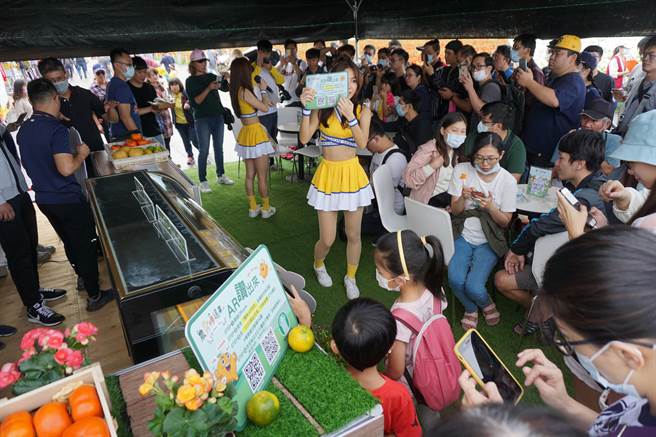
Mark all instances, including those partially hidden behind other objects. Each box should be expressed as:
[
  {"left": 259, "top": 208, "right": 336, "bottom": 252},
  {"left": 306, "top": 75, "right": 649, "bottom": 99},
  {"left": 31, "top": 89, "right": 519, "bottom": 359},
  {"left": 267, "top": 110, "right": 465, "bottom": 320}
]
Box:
[
  {"left": 185, "top": 245, "right": 297, "bottom": 430},
  {"left": 304, "top": 71, "right": 348, "bottom": 109}
]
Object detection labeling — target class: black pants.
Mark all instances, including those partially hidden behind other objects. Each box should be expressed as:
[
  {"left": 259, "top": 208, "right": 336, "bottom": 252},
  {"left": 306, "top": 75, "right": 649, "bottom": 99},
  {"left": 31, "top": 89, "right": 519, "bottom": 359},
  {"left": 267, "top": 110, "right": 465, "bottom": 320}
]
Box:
[
  {"left": 0, "top": 193, "right": 41, "bottom": 307},
  {"left": 175, "top": 123, "right": 199, "bottom": 157},
  {"left": 38, "top": 201, "right": 100, "bottom": 297}
]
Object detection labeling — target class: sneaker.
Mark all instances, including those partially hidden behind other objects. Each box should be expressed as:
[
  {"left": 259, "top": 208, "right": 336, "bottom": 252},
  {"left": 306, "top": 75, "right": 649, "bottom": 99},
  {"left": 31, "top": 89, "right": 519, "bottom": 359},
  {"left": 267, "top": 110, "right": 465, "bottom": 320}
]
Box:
[
  {"left": 39, "top": 288, "right": 67, "bottom": 302},
  {"left": 249, "top": 206, "right": 261, "bottom": 218},
  {"left": 187, "top": 157, "right": 195, "bottom": 166},
  {"left": 344, "top": 276, "right": 360, "bottom": 300},
  {"left": 86, "top": 289, "right": 115, "bottom": 312},
  {"left": 261, "top": 206, "right": 277, "bottom": 219},
  {"left": 27, "top": 302, "right": 65, "bottom": 326},
  {"left": 217, "top": 175, "right": 235, "bottom": 185},
  {"left": 314, "top": 265, "right": 333, "bottom": 288},
  {"left": 0, "top": 325, "right": 17, "bottom": 337},
  {"left": 37, "top": 244, "right": 56, "bottom": 255},
  {"left": 0, "top": 265, "right": 8, "bottom": 278},
  {"left": 37, "top": 249, "right": 52, "bottom": 264},
  {"left": 76, "top": 277, "right": 85, "bottom": 291},
  {"left": 200, "top": 181, "right": 212, "bottom": 193}
]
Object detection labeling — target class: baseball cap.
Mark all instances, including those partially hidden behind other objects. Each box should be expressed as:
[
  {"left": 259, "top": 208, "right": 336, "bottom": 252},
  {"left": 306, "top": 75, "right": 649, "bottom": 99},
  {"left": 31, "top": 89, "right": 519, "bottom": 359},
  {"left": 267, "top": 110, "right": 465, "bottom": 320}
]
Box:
[
  {"left": 548, "top": 35, "right": 582, "bottom": 53},
  {"left": 581, "top": 98, "right": 613, "bottom": 120},
  {"left": 92, "top": 63, "right": 105, "bottom": 74},
  {"left": 579, "top": 51, "right": 598, "bottom": 71},
  {"left": 190, "top": 49, "right": 207, "bottom": 62},
  {"left": 610, "top": 110, "right": 656, "bottom": 166},
  {"left": 132, "top": 56, "right": 148, "bottom": 71}
]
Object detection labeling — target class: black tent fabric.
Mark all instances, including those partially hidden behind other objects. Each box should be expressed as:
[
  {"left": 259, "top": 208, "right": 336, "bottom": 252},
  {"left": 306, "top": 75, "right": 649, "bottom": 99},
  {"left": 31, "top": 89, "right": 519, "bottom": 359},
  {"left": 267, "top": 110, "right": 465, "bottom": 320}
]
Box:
[{"left": 2, "top": 0, "right": 655, "bottom": 61}]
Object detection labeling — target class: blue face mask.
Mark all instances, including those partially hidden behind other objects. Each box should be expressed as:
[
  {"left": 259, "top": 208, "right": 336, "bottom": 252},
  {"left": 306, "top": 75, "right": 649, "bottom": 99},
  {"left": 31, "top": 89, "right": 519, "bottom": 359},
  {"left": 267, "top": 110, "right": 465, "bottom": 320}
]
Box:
[
  {"left": 576, "top": 342, "right": 651, "bottom": 397},
  {"left": 477, "top": 121, "right": 489, "bottom": 133},
  {"left": 378, "top": 59, "right": 389, "bottom": 68},
  {"left": 124, "top": 65, "right": 135, "bottom": 80},
  {"left": 426, "top": 54, "right": 434, "bottom": 64},
  {"left": 511, "top": 49, "right": 521, "bottom": 63},
  {"left": 53, "top": 79, "right": 69, "bottom": 95},
  {"left": 365, "top": 54, "right": 373, "bottom": 64},
  {"left": 395, "top": 102, "right": 406, "bottom": 117}
]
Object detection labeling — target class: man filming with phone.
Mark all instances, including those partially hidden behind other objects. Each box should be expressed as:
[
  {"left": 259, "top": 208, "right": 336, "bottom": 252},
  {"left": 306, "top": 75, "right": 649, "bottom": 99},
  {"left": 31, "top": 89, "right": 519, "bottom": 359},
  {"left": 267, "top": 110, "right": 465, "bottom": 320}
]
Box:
[
  {"left": 494, "top": 130, "right": 609, "bottom": 336},
  {"left": 252, "top": 39, "right": 284, "bottom": 142}
]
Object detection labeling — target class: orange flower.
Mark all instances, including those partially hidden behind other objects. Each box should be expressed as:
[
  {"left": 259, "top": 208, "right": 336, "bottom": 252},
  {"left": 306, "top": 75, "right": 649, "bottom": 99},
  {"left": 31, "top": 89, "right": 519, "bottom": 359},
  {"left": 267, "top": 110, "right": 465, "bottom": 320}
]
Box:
[{"left": 176, "top": 384, "right": 196, "bottom": 405}]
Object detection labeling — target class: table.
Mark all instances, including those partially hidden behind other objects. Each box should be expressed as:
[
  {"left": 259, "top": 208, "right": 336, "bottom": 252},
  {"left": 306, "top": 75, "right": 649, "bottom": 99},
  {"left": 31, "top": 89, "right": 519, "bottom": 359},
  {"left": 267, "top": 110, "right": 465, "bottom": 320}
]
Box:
[
  {"left": 277, "top": 122, "right": 307, "bottom": 181},
  {"left": 516, "top": 184, "right": 558, "bottom": 215}
]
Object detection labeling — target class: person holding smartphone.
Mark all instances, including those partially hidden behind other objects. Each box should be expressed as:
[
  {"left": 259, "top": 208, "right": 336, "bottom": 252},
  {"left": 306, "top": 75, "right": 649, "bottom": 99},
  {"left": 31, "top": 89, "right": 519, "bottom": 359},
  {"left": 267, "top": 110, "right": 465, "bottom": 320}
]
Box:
[
  {"left": 300, "top": 56, "right": 374, "bottom": 299},
  {"left": 461, "top": 227, "right": 656, "bottom": 437}
]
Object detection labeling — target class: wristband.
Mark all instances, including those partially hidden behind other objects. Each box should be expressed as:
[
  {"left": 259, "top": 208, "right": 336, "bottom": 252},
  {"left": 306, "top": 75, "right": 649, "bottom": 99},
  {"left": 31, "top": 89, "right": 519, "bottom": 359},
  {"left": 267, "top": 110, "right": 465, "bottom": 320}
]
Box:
[
  {"left": 348, "top": 118, "right": 358, "bottom": 127},
  {"left": 260, "top": 89, "right": 268, "bottom": 94},
  {"left": 302, "top": 108, "right": 311, "bottom": 117}
]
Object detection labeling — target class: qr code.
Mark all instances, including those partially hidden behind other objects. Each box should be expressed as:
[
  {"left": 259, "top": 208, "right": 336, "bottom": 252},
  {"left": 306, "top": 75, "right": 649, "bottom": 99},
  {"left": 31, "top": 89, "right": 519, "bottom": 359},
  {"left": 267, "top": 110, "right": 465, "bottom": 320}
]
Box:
[
  {"left": 261, "top": 329, "right": 280, "bottom": 365},
  {"left": 243, "top": 352, "right": 265, "bottom": 392}
]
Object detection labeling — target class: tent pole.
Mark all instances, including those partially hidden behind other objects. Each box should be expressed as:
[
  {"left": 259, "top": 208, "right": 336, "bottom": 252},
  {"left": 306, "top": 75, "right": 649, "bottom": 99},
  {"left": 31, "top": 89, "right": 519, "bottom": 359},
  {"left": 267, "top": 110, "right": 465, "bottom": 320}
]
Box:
[{"left": 345, "top": 0, "right": 364, "bottom": 62}]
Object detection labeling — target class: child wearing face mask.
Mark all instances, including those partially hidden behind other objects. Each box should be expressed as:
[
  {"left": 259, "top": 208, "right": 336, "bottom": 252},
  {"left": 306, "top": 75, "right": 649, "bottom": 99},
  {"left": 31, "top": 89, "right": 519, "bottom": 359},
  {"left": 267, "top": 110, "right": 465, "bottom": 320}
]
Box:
[
  {"left": 448, "top": 133, "right": 517, "bottom": 330},
  {"left": 374, "top": 230, "right": 447, "bottom": 385},
  {"left": 404, "top": 113, "right": 468, "bottom": 207}
]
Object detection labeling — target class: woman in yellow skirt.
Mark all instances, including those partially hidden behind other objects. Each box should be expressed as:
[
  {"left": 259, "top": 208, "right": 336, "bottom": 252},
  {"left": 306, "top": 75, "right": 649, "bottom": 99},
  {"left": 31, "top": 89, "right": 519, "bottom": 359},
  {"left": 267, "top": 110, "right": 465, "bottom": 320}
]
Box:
[
  {"left": 300, "top": 56, "right": 374, "bottom": 299},
  {"left": 229, "top": 57, "right": 276, "bottom": 218}
]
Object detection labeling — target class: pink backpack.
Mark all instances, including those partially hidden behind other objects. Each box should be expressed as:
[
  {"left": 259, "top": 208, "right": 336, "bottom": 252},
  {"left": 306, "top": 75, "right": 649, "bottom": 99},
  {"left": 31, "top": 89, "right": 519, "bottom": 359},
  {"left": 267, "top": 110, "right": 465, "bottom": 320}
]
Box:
[{"left": 392, "top": 297, "right": 461, "bottom": 411}]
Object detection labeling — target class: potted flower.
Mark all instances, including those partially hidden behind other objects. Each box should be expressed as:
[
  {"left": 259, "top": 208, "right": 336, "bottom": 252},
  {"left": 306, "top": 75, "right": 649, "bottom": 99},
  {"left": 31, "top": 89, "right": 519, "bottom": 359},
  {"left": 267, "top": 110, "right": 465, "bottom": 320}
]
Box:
[
  {"left": 138, "top": 369, "right": 238, "bottom": 436},
  {"left": 0, "top": 322, "right": 98, "bottom": 395}
]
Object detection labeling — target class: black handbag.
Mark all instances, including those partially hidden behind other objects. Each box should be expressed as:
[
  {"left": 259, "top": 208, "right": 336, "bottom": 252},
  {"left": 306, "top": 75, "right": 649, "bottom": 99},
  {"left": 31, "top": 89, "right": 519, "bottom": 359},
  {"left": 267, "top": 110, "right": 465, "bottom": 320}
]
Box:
[{"left": 222, "top": 107, "right": 235, "bottom": 131}]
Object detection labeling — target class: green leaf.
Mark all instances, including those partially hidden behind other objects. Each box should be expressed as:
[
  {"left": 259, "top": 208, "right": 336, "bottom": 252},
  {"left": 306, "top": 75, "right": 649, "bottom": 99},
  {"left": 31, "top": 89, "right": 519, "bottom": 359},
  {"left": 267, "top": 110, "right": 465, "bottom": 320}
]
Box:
[
  {"left": 188, "top": 409, "right": 209, "bottom": 433},
  {"left": 12, "top": 378, "right": 47, "bottom": 395}
]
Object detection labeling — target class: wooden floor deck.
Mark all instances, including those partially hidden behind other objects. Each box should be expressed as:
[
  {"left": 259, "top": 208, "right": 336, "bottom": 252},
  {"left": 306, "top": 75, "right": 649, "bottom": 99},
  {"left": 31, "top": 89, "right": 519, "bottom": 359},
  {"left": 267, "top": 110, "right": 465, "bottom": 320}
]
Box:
[{"left": 0, "top": 207, "right": 133, "bottom": 391}]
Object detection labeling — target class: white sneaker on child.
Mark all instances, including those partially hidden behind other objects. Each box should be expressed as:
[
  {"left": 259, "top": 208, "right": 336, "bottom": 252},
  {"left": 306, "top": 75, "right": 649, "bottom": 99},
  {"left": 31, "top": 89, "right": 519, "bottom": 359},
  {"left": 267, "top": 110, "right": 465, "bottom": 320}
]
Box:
[
  {"left": 314, "top": 265, "right": 333, "bottom": 287},
  {"left": 261, "top": 206, "right": 277, "bottom": 219},
  {"left": 344, "top": 276, "right": 360, "bottom": 300}
]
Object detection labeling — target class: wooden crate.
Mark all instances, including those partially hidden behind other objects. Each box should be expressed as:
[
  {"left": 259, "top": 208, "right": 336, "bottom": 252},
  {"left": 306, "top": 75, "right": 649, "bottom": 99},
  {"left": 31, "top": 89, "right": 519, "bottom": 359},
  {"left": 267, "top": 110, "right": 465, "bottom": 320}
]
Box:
[{"left": 0, "top": 362, "right": 117, "bottom": 437}]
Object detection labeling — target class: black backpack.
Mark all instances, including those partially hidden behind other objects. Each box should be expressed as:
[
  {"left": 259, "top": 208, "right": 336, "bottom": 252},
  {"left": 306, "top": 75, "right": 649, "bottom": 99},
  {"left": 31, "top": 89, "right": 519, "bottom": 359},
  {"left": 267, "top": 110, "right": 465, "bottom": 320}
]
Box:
[{"left": 497, "top": 81, "right": 526, "bottom": 135}]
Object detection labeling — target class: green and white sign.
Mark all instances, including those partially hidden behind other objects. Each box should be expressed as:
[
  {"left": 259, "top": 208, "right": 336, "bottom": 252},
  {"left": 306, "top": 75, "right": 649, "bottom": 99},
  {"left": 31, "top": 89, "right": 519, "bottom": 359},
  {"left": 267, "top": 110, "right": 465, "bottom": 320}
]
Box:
[{"left": 185, "top": 245, "right": 297, "bottom": 430}]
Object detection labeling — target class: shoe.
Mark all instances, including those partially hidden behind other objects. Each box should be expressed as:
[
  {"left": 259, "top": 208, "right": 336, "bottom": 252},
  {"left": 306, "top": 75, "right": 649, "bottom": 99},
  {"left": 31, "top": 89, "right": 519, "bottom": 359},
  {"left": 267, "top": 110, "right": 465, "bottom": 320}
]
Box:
[
  {"left": 249, "top": 206, "right": 261, "bottom": 218},
  {"left": 37, "top": 249, "right": 52, "bottom": 264},
  {"left": 0, "top": 265, "right": 8, "bottom": 278},
  {"left": 39, "top": 288, "right": 67, "bottom": 302},
  {"left": 86, "top": 289, "right": 115, "bottom": 312},
  {"left": 0, "top": 325, "right": 17, "bottom": 337},
  {"left": 200, "top": 181, "right": 212, "bottom": 193},
  {"left": 217, "top": 175, "right": 234, "bottom": 185},
  {"left": 314, "top": 265, "right": 333, "bottom": 288},
  {"left": 344, "top": 276, "right": 360, "bottom": 300},
  {"left": 187, "top": 157, "right": 195, "bottom": 166},
  {"left": 37, "top": 244, "right": 56, "bottom": 255},
  {"left": 77, "top": 277, "right": 85, "bottom": 291},
  {"left": 261, "top": 206, "right": 277, "bottom": 219},
  {"left": 27, "top": 302, "right": 65, "bottom": 326}
]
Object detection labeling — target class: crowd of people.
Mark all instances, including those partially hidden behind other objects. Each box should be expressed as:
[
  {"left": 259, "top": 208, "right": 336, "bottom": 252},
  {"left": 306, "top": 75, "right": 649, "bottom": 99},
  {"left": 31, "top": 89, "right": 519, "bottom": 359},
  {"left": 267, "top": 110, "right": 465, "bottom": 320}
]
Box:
[{"left": 1, "top": 32, "right": 655, "bottom": 437}]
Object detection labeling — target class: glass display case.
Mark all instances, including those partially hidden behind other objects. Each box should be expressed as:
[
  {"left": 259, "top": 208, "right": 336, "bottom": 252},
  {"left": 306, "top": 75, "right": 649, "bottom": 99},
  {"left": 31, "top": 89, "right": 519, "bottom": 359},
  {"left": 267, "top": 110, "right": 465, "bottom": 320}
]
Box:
[{"left": 87, "top": 170, "right": 248, "bottom": 363}]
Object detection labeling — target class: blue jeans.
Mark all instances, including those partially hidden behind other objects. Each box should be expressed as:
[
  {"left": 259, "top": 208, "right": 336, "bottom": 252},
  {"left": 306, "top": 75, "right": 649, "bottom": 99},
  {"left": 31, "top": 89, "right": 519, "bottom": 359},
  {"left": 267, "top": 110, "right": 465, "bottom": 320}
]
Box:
[
  {"left": 448, "top": 236, "right": 498, "bottom": 313},
  {"left": 175, "top": 123, "right": 199, "bottom": 157},
  {"left": 194, "top": 115, "right": 225, "bottom": 182}
]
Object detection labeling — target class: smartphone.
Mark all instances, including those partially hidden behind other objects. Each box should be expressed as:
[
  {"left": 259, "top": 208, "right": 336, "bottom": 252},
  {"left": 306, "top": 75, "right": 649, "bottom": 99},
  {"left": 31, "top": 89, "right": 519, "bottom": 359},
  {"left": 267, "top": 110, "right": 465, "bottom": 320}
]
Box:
[
  {"left": 519, "top": 58, "right": 528, "bottom": 71},
  {"left": 454, "top": 329, "right": 524, "bottom": 404},
  {"left": 459, "top": 64, "right": 468, "bottom": 76},
  {"left": 559, "top": 187, "right": 597, "bottom": 228}
]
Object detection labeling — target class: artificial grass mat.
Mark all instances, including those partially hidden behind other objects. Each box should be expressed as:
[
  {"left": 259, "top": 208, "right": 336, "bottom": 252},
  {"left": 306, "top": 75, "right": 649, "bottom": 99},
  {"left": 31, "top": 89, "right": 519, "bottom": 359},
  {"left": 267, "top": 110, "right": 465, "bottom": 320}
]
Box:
[{"left": 186, "top": 161, "right": 571, "bottom": 404}]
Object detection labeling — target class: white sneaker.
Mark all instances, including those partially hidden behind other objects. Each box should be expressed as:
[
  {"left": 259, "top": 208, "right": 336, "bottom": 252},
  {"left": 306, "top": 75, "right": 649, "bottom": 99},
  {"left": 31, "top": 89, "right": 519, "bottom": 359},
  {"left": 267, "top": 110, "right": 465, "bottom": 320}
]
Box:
[
  {"left": 249, "top": 206, "right": 261, "bottom": 218},
  {"left": 261, "top": 206, "right": 277, "bottom": 219},
  {"left": 218, "top": 175, "right": 235, "bottom": 185},
  {"left": 200, "top": 181, "right": 212, "bottom": 193},
  {"left": 314, "top": 265, "right": 333, "bottom": 287},
  {"left": 344, "top": 276, "right": 360, "bottom": 300}
]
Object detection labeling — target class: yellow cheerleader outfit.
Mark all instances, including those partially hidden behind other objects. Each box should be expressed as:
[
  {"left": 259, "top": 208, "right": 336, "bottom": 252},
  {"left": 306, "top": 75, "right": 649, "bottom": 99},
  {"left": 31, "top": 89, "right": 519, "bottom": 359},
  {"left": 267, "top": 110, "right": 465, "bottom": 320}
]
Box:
[
  {"left": 234, "top": 90, "right": 275, "bottom": 159},
  {"left": 306, "top": 108, "right": 374, "bottom": 211}
]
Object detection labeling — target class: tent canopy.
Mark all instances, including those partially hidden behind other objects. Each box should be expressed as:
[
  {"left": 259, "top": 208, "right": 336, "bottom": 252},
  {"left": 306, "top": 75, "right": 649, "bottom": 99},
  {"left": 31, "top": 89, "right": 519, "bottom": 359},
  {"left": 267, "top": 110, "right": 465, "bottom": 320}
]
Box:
[{"left": 2, "top": 0, "right": 654, "bottom": 61}]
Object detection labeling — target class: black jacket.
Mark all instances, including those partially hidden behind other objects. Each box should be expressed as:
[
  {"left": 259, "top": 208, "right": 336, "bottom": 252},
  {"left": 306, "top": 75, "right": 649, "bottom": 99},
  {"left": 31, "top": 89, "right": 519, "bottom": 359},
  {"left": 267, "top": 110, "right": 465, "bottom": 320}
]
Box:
[{"left": 511, "top": 171, "right": 609, "bottom": 255}]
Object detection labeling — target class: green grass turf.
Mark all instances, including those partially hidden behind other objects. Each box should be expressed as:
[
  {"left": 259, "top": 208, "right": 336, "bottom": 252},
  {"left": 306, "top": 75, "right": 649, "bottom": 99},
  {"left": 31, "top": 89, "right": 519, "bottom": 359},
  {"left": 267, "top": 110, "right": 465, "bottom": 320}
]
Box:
[
  {"left": 106, "top": 374, "right": 134, "bottom": 437},
  {"left": 185, "top": 161, "right": 571, "bottom": 405}
]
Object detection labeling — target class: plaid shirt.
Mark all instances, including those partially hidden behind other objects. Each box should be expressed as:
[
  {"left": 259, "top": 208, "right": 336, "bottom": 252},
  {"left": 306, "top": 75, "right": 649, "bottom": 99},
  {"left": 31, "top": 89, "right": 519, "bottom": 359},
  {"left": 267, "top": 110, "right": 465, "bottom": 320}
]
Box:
[{"left": 154, "top": 85, "right": 174, "bottom": 138}]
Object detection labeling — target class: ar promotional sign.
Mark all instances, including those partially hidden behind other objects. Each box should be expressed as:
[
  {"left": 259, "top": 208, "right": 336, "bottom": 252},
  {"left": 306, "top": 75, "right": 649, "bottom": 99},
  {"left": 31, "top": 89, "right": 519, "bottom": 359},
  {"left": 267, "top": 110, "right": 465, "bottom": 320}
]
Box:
[
  {"left": 305, "top": 71, "right": 348, "bottom": 109},
  {"left": 185, "top": 245, "right": 297, "bottom": 430}
]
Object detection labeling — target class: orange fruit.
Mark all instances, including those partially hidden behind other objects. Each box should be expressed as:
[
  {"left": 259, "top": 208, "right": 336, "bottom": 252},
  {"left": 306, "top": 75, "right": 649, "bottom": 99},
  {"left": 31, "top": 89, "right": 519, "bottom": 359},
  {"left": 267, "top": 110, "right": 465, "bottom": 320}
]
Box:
[
  {"left": 62, "top": 417, "right": 109, "bottom": 437},
  {"left": 287, "top": 325, "right": 314, "bottom": 353},
  {"left": 68, "top": 385, "right": 102, "bottom": 422},
  {"left": 33, "top": 402, "right": 71, "bottom": 437},
  {"left": 246, "top": 391, "right": 279, "bottom": 427},
  {"left": 0, "top": 411, "right": 35, "bottom": 437}
]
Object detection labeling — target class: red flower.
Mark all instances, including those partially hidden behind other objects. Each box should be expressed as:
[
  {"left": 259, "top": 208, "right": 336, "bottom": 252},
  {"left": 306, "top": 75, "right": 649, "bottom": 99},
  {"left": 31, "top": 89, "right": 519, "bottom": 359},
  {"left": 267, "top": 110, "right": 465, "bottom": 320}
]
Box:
[
  {"left": 17, "top": 348, "right": 36, "bottom": 364},
  {"left": 74, "top": 322, "right": 98, "bottom": 337},
  {"left": 54, "top": 347, "right": 72, "bottom": 366},
  {"left": 66, "top": 350, "right": 84, "bottom": 369},
  {"left": 0, "top": 362, "right": 21, "bottom": 389},
  {"left": 20, "top": 328, "right": 47, "bottom": 351},
  {"left": 39, "top": 330, "right": 65, "bottom": 350}
]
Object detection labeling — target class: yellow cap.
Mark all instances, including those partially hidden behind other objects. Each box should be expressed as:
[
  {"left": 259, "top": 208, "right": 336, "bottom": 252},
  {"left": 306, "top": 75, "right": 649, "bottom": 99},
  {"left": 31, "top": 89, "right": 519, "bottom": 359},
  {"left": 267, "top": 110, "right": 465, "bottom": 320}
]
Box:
[{"left": 549, "top": 35, "right": 582, "bottom": 53}]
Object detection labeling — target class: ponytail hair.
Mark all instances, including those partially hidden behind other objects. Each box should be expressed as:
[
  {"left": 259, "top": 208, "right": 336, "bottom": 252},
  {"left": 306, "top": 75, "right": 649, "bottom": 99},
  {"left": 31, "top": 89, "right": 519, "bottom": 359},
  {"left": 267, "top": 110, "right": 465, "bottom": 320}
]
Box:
[{"left": 374, "top": 230, "right": 445, "bottom": 299}]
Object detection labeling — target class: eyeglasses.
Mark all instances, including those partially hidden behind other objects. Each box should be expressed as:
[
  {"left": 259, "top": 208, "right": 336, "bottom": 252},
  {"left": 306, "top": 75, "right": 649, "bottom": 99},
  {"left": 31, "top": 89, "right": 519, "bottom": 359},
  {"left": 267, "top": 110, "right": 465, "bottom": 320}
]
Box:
[
  {"left": 552, "top": 328, "right": 655, "bottom": 356},
  {"left": 473, "top": 155, "right": 500, "bottom": 164},
  {"left": 642, "top": 52, "right": 656, "bottom": 63},
  {"left": 472, "top": 64, "right": 487, "bottom": 71},
  {"left": 115, "top": 61, "right": 133, "bottom": 67}
]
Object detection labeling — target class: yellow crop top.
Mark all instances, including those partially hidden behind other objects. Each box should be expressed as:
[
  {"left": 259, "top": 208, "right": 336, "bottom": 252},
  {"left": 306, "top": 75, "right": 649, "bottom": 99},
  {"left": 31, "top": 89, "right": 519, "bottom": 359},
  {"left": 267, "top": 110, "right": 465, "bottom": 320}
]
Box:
[
  {"left": 319, "top": 105, "right": 362, "bottom": 148},
  {"left": 238, "top": 88, "right": 257, "bottom": 118}
]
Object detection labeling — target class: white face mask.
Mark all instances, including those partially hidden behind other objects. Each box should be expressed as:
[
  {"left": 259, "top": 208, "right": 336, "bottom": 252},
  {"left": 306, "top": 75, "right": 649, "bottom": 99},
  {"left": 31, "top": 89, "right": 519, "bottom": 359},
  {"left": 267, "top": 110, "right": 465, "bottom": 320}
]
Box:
[
  {"left": 475, "top": 163, "right": 501, "bottom": 175},
  {"left": 477, "top": 121, "right": 489, "bottom": 133},
  {"left": 446, "top": 133, "right": 466, "bottom": 149},
  {"left": 375, "top": 269, "right": 400, "bottom": 292},
  {"left": 473, "top": 70, "right": 488, "bottom": 82}
]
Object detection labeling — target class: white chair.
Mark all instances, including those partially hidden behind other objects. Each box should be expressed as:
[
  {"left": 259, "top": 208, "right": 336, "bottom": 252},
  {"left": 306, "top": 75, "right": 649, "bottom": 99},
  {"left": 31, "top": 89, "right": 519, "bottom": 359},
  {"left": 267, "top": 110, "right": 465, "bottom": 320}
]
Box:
[
  {"left": 293, "top": 144, "right": 322, "bottom": 179},
  {"left": 531, "top": 231, "right": 569, "bottom": 287},
  {"left": 372, "top": 164, "right": 408, "bottom": 232},
  {"left": 404, "top": 197, "right": 455, "bottom": 265}
]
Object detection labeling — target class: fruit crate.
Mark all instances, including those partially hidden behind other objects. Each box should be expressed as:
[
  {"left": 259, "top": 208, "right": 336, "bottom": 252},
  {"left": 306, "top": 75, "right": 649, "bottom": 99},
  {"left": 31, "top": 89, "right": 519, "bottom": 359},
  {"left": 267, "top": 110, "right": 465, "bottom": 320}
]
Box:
[
  {"left": 106, "top": 137, "right": 169, "bottom": 171},
  {"left": 0, "top": 362, "right": 118, "bottom": 437}
]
